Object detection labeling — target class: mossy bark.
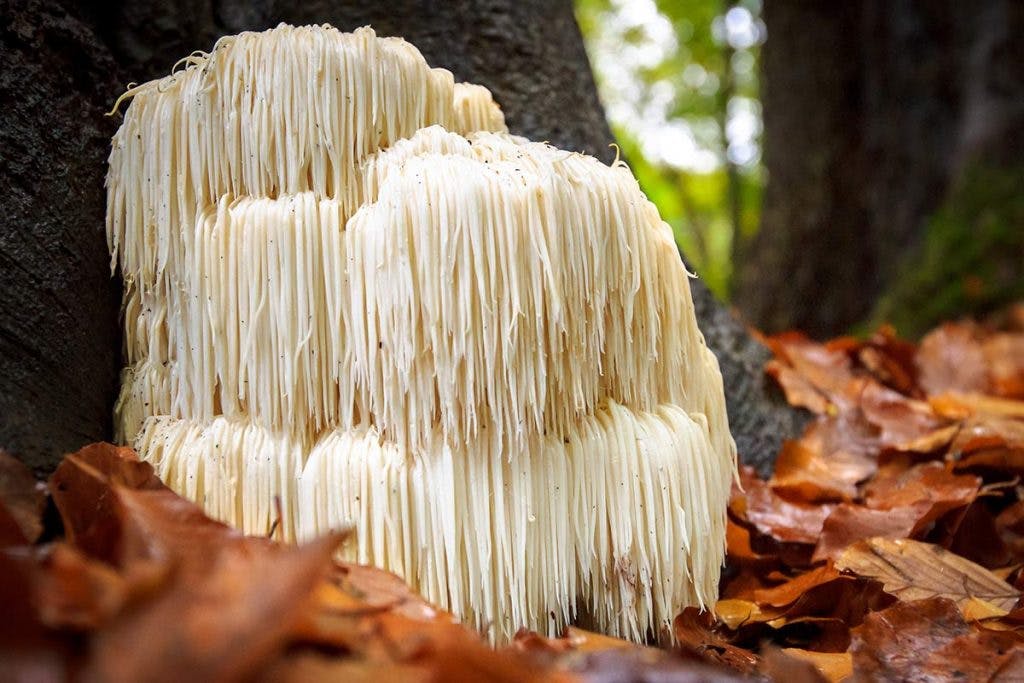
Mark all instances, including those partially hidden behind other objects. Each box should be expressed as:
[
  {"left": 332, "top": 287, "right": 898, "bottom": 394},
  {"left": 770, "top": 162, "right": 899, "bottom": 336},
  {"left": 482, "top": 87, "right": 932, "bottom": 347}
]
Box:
[
  {"left": 738, "top": 0, "right": 1024, "bottom": 339},
  {"left": 870, "top": 164, "right": 1024, "bottom": 338}
]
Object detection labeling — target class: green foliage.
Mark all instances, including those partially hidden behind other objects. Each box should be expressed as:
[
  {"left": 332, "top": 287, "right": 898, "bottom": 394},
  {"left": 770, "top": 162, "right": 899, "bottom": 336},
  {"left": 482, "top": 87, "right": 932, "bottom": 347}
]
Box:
[
  {"left": 870, "top": 164, "right": 1024, "bottom": 339},
  {"left": 575, "top": 0, "right": 764, "bottom": 300}
]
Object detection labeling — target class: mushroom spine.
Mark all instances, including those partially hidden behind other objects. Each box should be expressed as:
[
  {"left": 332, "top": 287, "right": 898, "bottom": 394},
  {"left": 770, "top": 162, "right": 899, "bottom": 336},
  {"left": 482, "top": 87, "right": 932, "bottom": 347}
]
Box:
[{"left": 107, "top": 23, "right": 736, "bottom": 643}]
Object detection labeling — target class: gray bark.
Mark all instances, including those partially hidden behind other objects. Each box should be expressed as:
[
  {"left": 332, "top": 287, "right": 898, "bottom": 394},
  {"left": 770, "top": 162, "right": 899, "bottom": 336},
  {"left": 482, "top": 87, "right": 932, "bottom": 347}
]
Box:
[
  {"left": 737, "top": 0, "right": 1024, "bottom": 338},
  {"left": 0, "top": 0, "right": 123, "bottom": 476},
  {"left": 0, "top": 0, "right": 804, "bottom": 474}
]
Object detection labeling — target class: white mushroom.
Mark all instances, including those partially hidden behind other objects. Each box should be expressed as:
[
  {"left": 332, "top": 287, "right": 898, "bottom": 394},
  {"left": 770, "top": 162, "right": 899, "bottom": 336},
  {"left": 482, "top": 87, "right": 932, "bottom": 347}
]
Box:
[{"left": 107, "top": 24, "right": 736, "bottom": 644}]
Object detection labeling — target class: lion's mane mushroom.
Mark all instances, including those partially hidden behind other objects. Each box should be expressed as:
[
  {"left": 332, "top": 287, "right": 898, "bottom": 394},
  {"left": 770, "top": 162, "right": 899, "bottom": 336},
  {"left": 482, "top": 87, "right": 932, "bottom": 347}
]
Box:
[{"left": 107, "top": 24, "right": 736, "bottom": 643}]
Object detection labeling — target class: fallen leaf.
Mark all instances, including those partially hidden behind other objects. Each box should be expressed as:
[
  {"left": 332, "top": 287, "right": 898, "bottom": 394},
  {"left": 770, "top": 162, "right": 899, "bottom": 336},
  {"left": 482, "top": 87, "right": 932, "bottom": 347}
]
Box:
[
  {"left": 764, "top": 333, "right": 863, "bottom": 412},
  {"left": 673, "top": 607, "right": 759, "bottom": 674},
  {"left": 952, "top": 415, "right": 1024, "bottom": 453},
  {"left": 561, "top": 648, "right": 750, "bottom": 682},
  {"left": 778, "top": 648, "right": 851, "bottom": 682},
  {"left": 760, "top": 647, "right": 829, "bottom": 683},
  {"left": 767, "top": 360, "right": 832, "bottom": 415},
  {"left": 48, "top": 443, "right": 164, "bottom": 565},
  {"left": 812, "top": 503, "right": 927, "bottom": 561},
  {"left": 851, "top": 597, "right": 1024, "bottom": 682},
  {"left": 725, "top": 517, "right": 777, "bottom": 566},
  {"left": 86, "top": 494, "right": 345, "bottom": 683},
  {"left": 961, "top": 596, "right": 1010, "bottom": 621},
  {"left": 985, "top": 333, "right": 1024, "bottom": 398},
  {"left": 916, "top": 322, "right": 990, "bottom": 396},
  {"left": 863, "top": 462, "right": 980, "bottom": 530},
  {"left": 858, "top": 325, "right": 919, "bottom": 396},
  {"left": 734, "top": 468, "right": 835, "bottom": 545},
  {"left": 859, "top": 381, "right": 953, "bottom": 451},
  {"left": 836, "top": 537, "right": 1020, "bottom": 612},
  {"left": 769, "top": 436, "right": 875, "bottom": 503},
  {"left": 998, "top": 501, "right": 1024, "bottom": 560},
  {"left": 32, "top": 543, "right": 129, "bottom": 630},
  {"left": 0, "top": 450, "right": 46, "bottom": 545},
  {"left": 752, "top": 564, "right": 848, "bottom": 608},
  {"left": 931, "top": 392, "right": 1024, "bottom": 420},
  {"left": 714, "top": 599, "right": 776, "bottom": 629},
  {"left": 947, "top": 502, "right": 1011, "bottom": 568}
]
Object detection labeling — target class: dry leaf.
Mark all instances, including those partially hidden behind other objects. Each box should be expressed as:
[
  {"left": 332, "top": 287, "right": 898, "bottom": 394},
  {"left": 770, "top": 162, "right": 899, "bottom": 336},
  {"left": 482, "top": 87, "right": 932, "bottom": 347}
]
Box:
[
  {"left": 859, "top": 381, "right": 953, "bottom": 451},
  {"left": 862, "top": 462, "right": 980, "bottom": 528},
  {"left": 770, "top": 438, "right": 875, "bottom": 503},
  {"left": 0, "top": 450, "right": 46, "bottom": 545},
  {"left": 752, "top": 564, "right": 849, "bottom": 608},
  {"left": 812, "top": 504, "right": 927, "bottom": 561},
  {"left": 734, "top": 468, "right": 835, "bottom": 545},
  {"left": 961, "top": 596, "right": 1010, "bottom": 621},
  {"left": 851, "top": 597, "right": 1024, "bottom": 682},
  {"left": 931, "top": 392, "right": 1024, "bottom": 420},
  {"left": 985, "top": 333, "right": 1024, "bottom": 398},
  {"left": 779, "top": 648, "right": 852, "bottom": 682},
  {"left": 673, "top": 607, "right": 760, "bottom": 674},
  {"left": 836, "top": 537, "right": 1020, "bottom": 611},
  {"left": 714, "top": 599, "right": 775, "bottom": 629},
  {"left": 916, "top": 322, "right": 991, "bottom": 396},
  {"left": 760, "top": 647, "right": 830, "bottom": 683},
  {"left": 764, "top": 333, "right": 863, "bottom": 412},
  {"left": 858, "top": 325, "right": 919, "bottom": 396}
]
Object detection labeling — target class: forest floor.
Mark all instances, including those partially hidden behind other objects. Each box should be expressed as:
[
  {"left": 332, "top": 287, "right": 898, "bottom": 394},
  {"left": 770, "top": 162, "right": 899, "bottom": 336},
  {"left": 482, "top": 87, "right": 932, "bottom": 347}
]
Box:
[{"left": 2, "top": 306, "right": 1024, "bottom": 682}]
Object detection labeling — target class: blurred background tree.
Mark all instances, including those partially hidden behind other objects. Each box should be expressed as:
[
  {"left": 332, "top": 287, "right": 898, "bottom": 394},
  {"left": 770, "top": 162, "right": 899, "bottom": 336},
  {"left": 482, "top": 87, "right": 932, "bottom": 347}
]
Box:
[
  {"left": 577, "top": 0, "right": 1024, "bottom": 339},
  {"left": 576, "top": 0, "right": 764, "bottom": 299}
]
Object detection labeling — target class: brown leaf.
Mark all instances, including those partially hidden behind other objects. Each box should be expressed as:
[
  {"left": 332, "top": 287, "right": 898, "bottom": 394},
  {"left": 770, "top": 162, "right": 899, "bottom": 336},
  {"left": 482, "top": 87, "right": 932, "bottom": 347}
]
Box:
[
  {"left": 916, "top": 322, "right": 991, "bottom": 396},
  {"left": 836, "top": 537, "right": 1020, "bottom": 611},
  {"left": 561, "top": 648, "right": 750, "bottom": 683},
  {"left": 48, "top": 443, "right": 165, "bottom": 564},
  {"left": 776, "top": 649, "right": 851, "bottom": 683},
  {"left": 931, "top": 392, "right": 1024, "bottom": 420},
  {"left": 760, "top": 647, "right": 829, "bottom": 683},
  {"left": 851, "top": 597, "right": 1024, "bottom": 682},
  {"left": 330, "top": 562, "right": 444, "bottom": 622},
  {"left": 952, "top": 415, "right": 1024, "bottom": 453},
  {"left": 765, "top": 333, "right": 862, "bottom": 412},
  {"left": 751, "top": 564, "right": 848, "bottom": 609},
  {"left": 767, "top": 360, "right": 833, "bottom": 415},
  {"left": 858, "top": 325, "right": 919, "bottom": 396},
  {"left": 43, "top": 443, "right": 354, "bottom": 682},
  {"left": 0, "top": 547, "right": 75, "bottom": 680},
  {"left": 948, "top": 502, "right": 1011, "bottom": 569},
  {"left": 812, "top": 503, "right": 927, "bottom": 562},
  {"left": 0, "top": 450, "right": 46, "bottom": 545},
  {"left": 724, "top": 567, "right": 789, "bottom": 605},
  {"left": 734, "top": 468, "right": 835, "bottom": 545},
  {"left": 998, "top": 500, "right": 1024, "bottom": 561},
  {"left": 673, "top": 607, "right": 760, "bottom": 674},
  {"left": 33, "top": 543, "right": 129, "bottom": 630},
  {"left": 85, "top": 515, "right": 343, "bottom": 683},
  {"left": 714, "top": 598, "right": 776, "bottom": 629},
  {"left": 985, "top": 333, "right": 1024, "bottom": 399},
  {"left": 859, "top": 381, "right": 953, "bottom": 452},
  {"left": 863, "top": 462, "right": 980, "bottom": 529},
  {"left": 769, "top": 434, "right": 875, "bottom": 504}
]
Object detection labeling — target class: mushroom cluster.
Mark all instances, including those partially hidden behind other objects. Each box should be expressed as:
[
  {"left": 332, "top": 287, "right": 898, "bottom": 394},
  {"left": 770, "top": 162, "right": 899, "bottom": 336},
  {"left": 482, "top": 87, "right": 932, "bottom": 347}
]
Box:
[{"left": 107, "top": 24, "right": 736, "bottom": 643}]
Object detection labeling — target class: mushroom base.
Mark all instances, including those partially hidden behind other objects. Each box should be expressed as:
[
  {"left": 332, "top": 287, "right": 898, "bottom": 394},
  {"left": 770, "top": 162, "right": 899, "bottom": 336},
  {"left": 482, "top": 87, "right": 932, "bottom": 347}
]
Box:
[{"left": 134, "top": 400, "right": 731, "bottom": 643}]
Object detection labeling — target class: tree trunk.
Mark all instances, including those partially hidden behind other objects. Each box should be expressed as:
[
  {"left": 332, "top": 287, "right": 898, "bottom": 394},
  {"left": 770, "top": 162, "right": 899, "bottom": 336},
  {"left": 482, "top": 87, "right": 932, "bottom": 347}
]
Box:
[
  {"left": 0, "top": 0, "right": 805, "bottom": 474},
  {"left": 737, "top": 0, "right": 1024, "bottom": 339}
]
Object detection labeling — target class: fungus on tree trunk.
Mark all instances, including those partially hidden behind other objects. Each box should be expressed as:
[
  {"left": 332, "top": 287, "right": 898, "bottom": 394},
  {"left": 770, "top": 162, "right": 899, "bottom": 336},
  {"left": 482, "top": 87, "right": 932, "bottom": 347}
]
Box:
[{"left": 106, "top": 24, "right": 736, "bottom": 643}]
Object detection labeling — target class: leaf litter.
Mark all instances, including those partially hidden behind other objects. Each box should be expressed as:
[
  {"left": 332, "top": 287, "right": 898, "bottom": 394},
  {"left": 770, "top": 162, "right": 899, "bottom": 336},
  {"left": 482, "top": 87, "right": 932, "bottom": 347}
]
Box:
[{"left": 2, "top": 306, "right": 1024, "bottom": 681}]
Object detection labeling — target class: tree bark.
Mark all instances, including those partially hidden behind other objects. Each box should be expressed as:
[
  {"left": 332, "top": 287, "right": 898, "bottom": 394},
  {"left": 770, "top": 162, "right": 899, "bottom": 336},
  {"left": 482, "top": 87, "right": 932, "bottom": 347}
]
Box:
[
  {"left": 1, "top": 0, "right": 805, "bottom": 474},
  {"left": 737, "top": 0, "right": 1024, "bottom": 339},
  {"left": 0, "top": 0, "right": 123, "bottom": 476}
]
